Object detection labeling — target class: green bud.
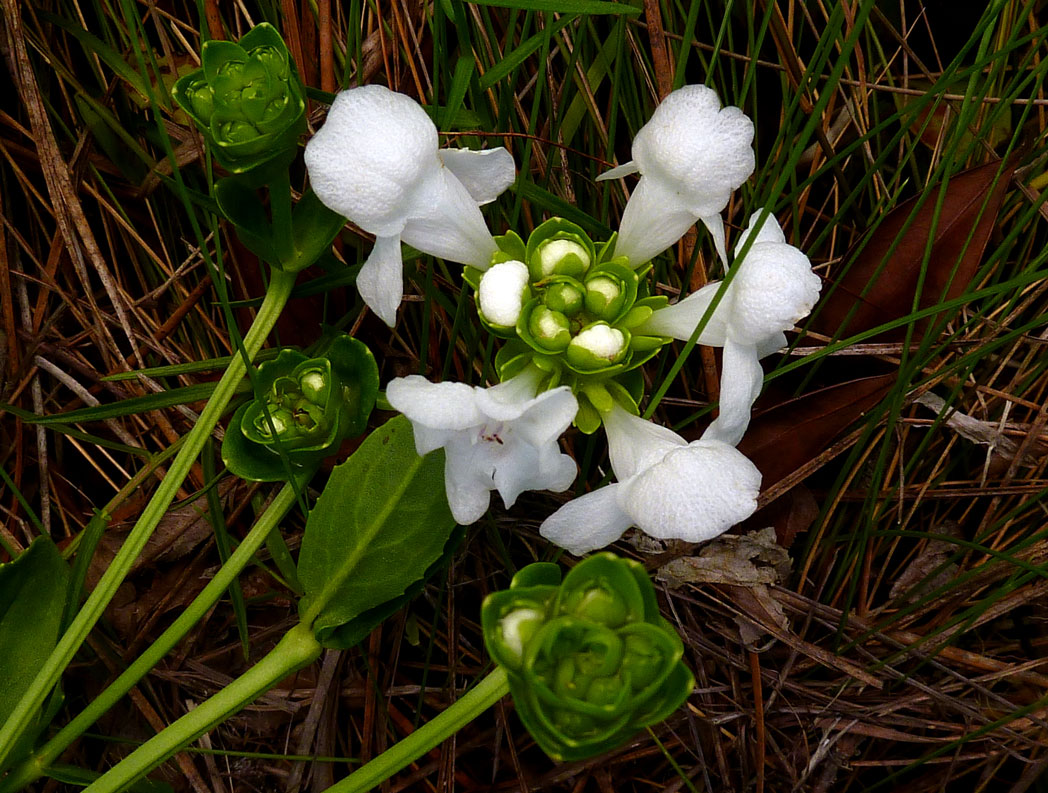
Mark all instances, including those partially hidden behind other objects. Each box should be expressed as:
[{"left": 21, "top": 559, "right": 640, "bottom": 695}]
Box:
[
  {"left": 584, "top": 276, "right": 624, "bottom": 319},
  {"left": 222, "top": 335, "right": 379, "bottom": 482},
  {"left": 544, "top": 282, "right": 584, "bottom": 316},
  {"left": 482, "top": 553, "right": 694, "bottom": 762},
  {"left": 528, "top": 307, "right": 572, "bottom": 351},
  {"left": 566, "top": 324, "right": 627, "bottom": 371},
  {"left": 173, "top": 23, "right": 306, "bottom": 175},
  {"left": 536, "top": 238, "right": 590, "bottom": 278}
]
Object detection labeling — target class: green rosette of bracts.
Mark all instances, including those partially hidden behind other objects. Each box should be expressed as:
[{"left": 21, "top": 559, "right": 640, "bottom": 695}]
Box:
[
  {"left": 222, "top": 334, "right": 379, "bottom": 482},
  {"left": 466, "top": 218, "right": 673, "bottom": 433},
  {"left": 482, "top": 553, "right": 694, "bottom": 762},
  {"left": 172, "top": 23, "right": 306, "bottom": 177}
]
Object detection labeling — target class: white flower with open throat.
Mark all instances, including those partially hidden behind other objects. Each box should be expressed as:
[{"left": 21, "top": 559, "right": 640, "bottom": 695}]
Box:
[
  {"left": 636, "top": 210, "right": 822, "bottom": 445},
  {"left": 305, "top": 85, "right": 515, "bottom": 325},
  {"left": 539, "top": 404, "right": 761, "bottom": 555},
  {"left": 386, "top": 367, "right": 578, "bottom": 525},
  {"left": 598, "top": 84, "right": 755, "bottom": 268}
]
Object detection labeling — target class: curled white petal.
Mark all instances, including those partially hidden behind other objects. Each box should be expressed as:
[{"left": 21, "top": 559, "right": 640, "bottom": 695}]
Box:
[
  {"left": 619, "top": 439, "right": 761, "bottom": 543},
  {"left": 701, "top": 337, "right": 764, "bottom": 446},
  {"left": 602, "top": 403, "right": 685, "bottom": 481},
  {"left": 305, "top": 85, "right": 512, "bottom": 323},
  {"left": 355, "top": 235, "right": 404, "bottom": 327},
  {"left": 400, "top": 166, "right": 498, "bottom": 269},
  {"left": 632, "top": 281, "right": 730, "bottom": 345},
  {"left": 723, "top": 215, "right": 822, "bottom": 346},
  {"left": 612, "top": 175, "right": 700, "bottom": 268},
  {"left": 478, "top": 260, "right": 529, "bottom": 326},
  {"left": 570, "top": 324, "right": 625, "bottom": 359},
  {"left": 387, "top": 368, "right": 578, "bottom": 524},
  {"left": 539, "top": 486, "right": 635, "bottom": 556},
  {"left": 439, "top": 147, "right": 516, "bottom": 205},
  {"left": 613, "top": 85, "right": 755, "bottom": 266},
  {"left": 595, "top": 160, "right": 639, "bottom": 181}
]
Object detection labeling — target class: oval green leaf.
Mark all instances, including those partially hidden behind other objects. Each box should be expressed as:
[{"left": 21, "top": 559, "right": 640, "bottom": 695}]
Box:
[{"left": 297, "top": 415, "right": 456, "bottom": 646}]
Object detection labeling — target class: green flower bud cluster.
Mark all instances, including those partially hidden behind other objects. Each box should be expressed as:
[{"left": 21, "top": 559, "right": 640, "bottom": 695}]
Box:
[
  {"left": 482, "top": 553, "right": 693, "bottom": 762},
  {"left": 468, "top": 218, "right": 671, "bottom": 433},
  {"left": 173, "top": 24, "right": 306, "bottom": 175},
  {"left": 222, "top": 334, "right": 379, "bottom": 482}
]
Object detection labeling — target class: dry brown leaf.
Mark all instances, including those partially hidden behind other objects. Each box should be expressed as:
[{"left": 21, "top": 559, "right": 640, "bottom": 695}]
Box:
[{"left": 888, "top": 520, "right": 962, "bottom": 602}]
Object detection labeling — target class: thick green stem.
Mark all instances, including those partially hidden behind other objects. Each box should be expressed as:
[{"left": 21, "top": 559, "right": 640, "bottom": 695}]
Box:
[
  {"left": 322, "top": 668, "right": 509, "bottom": 793},
  {"left": 0, "top": 270, "right": 296, "bottom": 770},
  {"left": 0, "top": 477, "right": 305, "bottom": 793},
  {"left": 82, "top": 623, "right": 322, "bottom": 793}
]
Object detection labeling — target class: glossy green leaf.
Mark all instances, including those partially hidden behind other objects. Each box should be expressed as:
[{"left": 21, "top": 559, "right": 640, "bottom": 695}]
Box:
[
  {"left": 0, "top": 537, "right": 70, "bottom": 772},
  {"left": 284, "top": 188, "right": 347, "bottom": 273},
  {"left": 215, "top": 178, "right": 272, "bottom": 260},
  {"left": 297, "top": 415, "right": 456, "bottom": 646}
]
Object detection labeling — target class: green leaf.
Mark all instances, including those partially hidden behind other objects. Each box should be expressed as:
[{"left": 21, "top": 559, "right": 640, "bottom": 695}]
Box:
[
  {"left": 215, "top": 178, "right": 272, "bottom": 260},
  {"left": 443, "top": 56, "right": 475, "bottom": 130},
  {"left": 285, "top": 188, "right": 347, "bottom": 273},
  {"left": 479, "top": 16, "right": 577, "bottom": 90},
  {"left": 0, "top": 537, "right": 70, "bottom": 772},
  {"left": 318, "top": 525, "right": 466, "bottom": 650},
  {"left": 37, "top": 11, "right": 150, "bottom": 99},
  {"left": 297, "top": 416, "right": 456, "bottom": 646}
]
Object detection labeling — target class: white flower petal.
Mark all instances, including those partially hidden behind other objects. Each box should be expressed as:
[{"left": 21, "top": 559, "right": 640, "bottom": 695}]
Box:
[
  {"left": 438, "top": 147, "right": 516, "bottom": 205},
  {"left": 386, "top": 376, "right": 484, "bottom": 432},
  {"left": 400, "top": 166, "right": 498, "bottom": 269},
  {"left": 494, "top": 440, "right": 576, "bottom": 508},
  {"left": 700, "top": 213, "right": 729, "bottom": 270},
  {"left": 701, "top": 337, "right": 764, "bottom": 446},
  {"left": 304, "top": 85, "right": 438, "bottom": 237},
  {"left": 633, "top": 281, "right": 730, "bottom": 345},
  {"left": 595, "top": 160, "right": 640, "bottom": 181},
  {"left": 631, "top": 85, "right": 755, "bottom": 219},
  {"left": 443, "top": 438, "right": 494, "bottom": 524},
  {"left": 724, "top": 234, "right": 822, "bottom": 346},
  {"left": 619, "top": 440, "right": 760, "bottom": 543},
  {"left": 602, "top": 403, "right": 686, "bottom": 481},
  {"left": 612, "top": 175, "right": 698, "bottom": 267},
  {"left": 734, "top": 209, "right": 787, "bottom": 256},
  {"left": 539, "top": 486, "right": 635, "bottom": 556},
  {"left": 756, "top": 331, "right": 788, "bottom": 359},
  {"left": 356, "top": 234, "right": 405, "bottom": 327}
]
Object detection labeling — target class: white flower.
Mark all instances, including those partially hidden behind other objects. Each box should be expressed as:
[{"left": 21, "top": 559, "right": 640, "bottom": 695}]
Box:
[
  {"left": 597, "top": 84, "right": 754, "bottom": 268},
  {"left": 478, "top": 259, "right": 529, "bottom": 327},
  {"left": 540, "top": 404, "right": 760, "bottom": 555},
  {"left": 635, "top": 211, "right": 822, "bottom": 445},
  {"left": 305, "top": 85, "right": 515, "bottom": 326},
  {"left": 386, "top": 367, "right": 578, "bottom": 525}
]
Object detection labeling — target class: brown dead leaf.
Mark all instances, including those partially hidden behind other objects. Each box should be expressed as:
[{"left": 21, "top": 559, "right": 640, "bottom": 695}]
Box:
[
  {"left": 889, "top": 520, "right": 962, "bottom": 602},
  {"left": 88, "top": 481, "right": 236, "bottom": 589},
  {"left": 813, "top": 159, "right": 1015, "bottom": 340},
  {"left": 657, "top": 528, "right": 791, "bottom": 588},
  {"left": 738, "top": 374, "right": 897, "bottom": 491}
]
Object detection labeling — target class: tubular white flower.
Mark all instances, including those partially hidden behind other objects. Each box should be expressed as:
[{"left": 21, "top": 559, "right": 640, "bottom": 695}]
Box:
[
  {"left": 635, "top": 211, "right": 821, "bottom": 445},
  {"left": 386, "top": 367, "right": 578, "bottom": 525},
  {"left": 540, "top": 404, "right": 760, "bottom": 555},
  {"left": 597, "top": 85, "right": 755, "bottom": 268},
  {"left": 478, "top": 259, "right": 530, "bottom": 327},
  {"left": 305, "top": 85, "right": 515, "bottom": 326}
]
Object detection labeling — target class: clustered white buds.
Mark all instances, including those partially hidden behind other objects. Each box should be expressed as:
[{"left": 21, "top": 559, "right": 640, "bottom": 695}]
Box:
[{"left": 306, "top": 83, "right": 821, "bottom": 552}]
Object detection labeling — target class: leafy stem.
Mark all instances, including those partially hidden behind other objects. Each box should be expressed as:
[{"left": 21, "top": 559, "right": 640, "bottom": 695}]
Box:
[
  {"left": 81, "top": 622, "right": 322, "bottom": 793},
  {"left": 0, "top": 474, "right": 308, "bottom": 793},
  {"left": 0, "top": 269, "right": 297, "bottom": 771}
]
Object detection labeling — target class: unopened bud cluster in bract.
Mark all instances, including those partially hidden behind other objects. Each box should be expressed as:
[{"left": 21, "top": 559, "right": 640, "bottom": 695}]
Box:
[
  {"left": 173, "top": 23, "right": 306, "bottom": 175},
  {"left": 482, "top": 553, "right": 693, "bottom": 761},
  {"left": 222, "top": 334, "right": 379, "bottom": 481},
  {"left": 469, "top": 218, "right": 672, "bottom": 433}
]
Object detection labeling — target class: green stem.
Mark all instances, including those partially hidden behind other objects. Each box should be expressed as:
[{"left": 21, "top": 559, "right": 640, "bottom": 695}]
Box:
[
  {"left": 269, "top": 170, "right": 294, "bottom": 265},
  {"left": 82, "top": 623, "right": 322, "bottom": 793},
  {"left": 0, "top": 269, "right": 296, "bottom": 771},
  {"left": 322, "top": 668, "right": 509, "bottom": 793},
  {"left": 0, "top": 477, "right": 305, "bottom": 793}
]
